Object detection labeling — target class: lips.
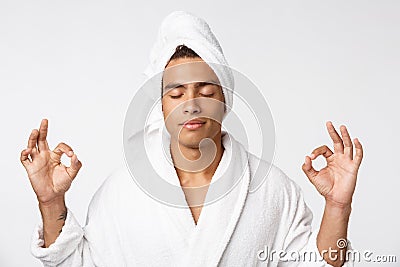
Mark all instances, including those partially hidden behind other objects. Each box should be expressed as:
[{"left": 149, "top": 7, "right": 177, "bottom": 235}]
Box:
[
  {"left": 182, "top": 119, "right": 206, "bottom": 130},
  {"left": 183, "top": 119, "right": 205, "bottom": 125}
]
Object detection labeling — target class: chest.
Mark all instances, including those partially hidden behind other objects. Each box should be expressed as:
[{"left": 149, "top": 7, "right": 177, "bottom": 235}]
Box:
[
  {"left": 181, "top": 182, "right": 210, "bottom": 225},
  {"left": 189, "top": 206, "right": 202, "bottom": 225}
]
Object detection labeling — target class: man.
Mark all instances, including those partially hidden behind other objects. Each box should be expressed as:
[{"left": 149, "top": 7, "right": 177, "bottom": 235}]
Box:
[{"left": 21, "top": 11, "right": 363, "bottom": 266}]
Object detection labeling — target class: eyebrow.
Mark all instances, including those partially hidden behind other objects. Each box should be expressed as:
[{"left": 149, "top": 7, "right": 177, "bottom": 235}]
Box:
[{"left": 163, "top": 80, "right": 219, "bottom": 91}]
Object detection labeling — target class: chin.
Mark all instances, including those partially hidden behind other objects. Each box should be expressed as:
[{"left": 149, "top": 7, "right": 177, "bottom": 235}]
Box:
[
  {"left": 177, "top": 135, "right": 203, "bottom": 149},
  {"left": 168, "top": 124, "right": 220, "bottom": 148}
]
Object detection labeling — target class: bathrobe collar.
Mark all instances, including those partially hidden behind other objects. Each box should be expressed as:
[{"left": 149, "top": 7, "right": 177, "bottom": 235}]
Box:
[{"left": 145, "top": 128, "right": 251, "bottom": 266}]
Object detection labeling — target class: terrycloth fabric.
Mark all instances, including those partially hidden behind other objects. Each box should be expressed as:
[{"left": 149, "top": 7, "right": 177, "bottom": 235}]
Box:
[
  {"left": 30, "top": 11, "right": 355, "bottom": 267},
  {"left": 143, "top": 10, "right": 234, "bottom": 130},
  {"left": 31, "top": 129, "right": 354, "bottom": 266}
]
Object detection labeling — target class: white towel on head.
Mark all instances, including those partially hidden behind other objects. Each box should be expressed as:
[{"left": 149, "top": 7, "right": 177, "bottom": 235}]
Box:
[{"left": 142, "top": 10, "right": 234, "bottom": 132}]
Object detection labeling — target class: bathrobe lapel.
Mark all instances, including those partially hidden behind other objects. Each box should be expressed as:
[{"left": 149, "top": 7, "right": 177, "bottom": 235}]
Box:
[
  {"left": 152, "top": 130, "right": 251, "bottom": 266},
  {"left": 182, "top": 164, "right": 250, "bottom": 266}
]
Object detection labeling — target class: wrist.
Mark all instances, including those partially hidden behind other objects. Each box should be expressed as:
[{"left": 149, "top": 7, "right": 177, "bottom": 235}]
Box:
[
  {"left": 38, "top": 195, "right": 65, "bottom": 207},
  {"left": 324, "top": 199, "right": 352, "bottom": 216},
  {"left": 38, "top": 196, "right": 66, "bottom": 214}
]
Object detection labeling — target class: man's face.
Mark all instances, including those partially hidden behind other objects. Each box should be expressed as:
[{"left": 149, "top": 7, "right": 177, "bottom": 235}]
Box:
[{"left": 162, "top": 57, "right": 225, "bottom": 148}]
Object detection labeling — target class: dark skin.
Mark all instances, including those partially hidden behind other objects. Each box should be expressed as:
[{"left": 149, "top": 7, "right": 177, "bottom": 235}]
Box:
[
  {"left": 21, "top": 58, "right": 363, "bottom": 267},
  {"left": 162, "top": 58, "right": 364, "bottom": 266},
  {"left": 20, "top": 119, "right": 82, "bottom": 247},
  {"left": 303, "top": 121, "right": 363, "bottom": 266},
  {"left": 162, "top": 57, "right": 225, "bottom": 223}
]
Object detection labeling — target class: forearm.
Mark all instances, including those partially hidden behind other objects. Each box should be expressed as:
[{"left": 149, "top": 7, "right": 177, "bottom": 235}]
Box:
[
  {"left": 317, "top": 201, "right": 351, "bottom": 267},
  {"left": 38, "top": 196, "right": 67, "bottom": 248}
]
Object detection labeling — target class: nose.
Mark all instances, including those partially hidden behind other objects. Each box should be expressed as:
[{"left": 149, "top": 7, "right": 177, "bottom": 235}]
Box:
[{"left": 182, "top": 98, "right": 201, "bottom": 115}]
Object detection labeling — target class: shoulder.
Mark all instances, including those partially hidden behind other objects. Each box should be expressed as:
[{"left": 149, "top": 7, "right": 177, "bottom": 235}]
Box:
[
  {"left": 87, "top": 165, "right": 140, "bottom": 211},
  {"left": 247, "top": 152, "right": 301, "bottom": 192},
  {"left": 247, "top": 152, "right": 303, "bottom": 202},
  {"left": 98, "top": 166, "right": 134, "bottom": 191},
  {"left": 246, "top": 153, "right": 313, "bottom": 226}
]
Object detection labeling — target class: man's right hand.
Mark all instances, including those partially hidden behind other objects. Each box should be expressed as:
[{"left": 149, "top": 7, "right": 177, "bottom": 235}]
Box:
[{"left": 20, "top": 119, "right": 82, "bottom": 205}]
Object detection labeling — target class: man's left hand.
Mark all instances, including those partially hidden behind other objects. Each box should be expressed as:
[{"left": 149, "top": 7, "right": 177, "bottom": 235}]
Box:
[{"left": 302, "top": 121, "right": 363, "bottom": 207}]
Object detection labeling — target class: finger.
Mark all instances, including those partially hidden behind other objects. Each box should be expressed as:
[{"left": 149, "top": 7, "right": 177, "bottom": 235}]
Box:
[
  {"left": 20, "top": 148, "right": 32, "bottom": 167},
  {"left": 302, "top": 156, "right": 319, "bottom": 182},
  {"left": 38, "top": 119, "right": 49, "bottom": 152},
  {"left": 52, "top": 142, "right": 74, "bottom": 162},
  {"left": 27, "top": 129, "right": 38, "bottom": 150},
  {"left": 326, "top": 121, "right": 344, "bottom": 154},
  {"left": 310, "top": 145, "right": 333, "bottom": 160},
  {"left": 340, "top": 125, "right": 353, "bottom": 159},
  {"left": 354, "top": 138, "right": 363, "bottom": 166},
  {"left": 27, "top": 130, "right": 39, "bottom": 160},
  {"left": 66, "top": 154, "right": 82, "bottom": 179}
]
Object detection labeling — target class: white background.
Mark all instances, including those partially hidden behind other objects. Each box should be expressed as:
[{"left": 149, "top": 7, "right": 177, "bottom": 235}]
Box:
[{"left": 1, "top": 0, "right": 399, "bottom": 266}]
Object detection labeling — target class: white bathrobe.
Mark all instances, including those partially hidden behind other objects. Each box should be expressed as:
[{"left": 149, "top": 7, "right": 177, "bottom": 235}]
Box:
[{"left": 31, "top": 129, "right": 354, "bottom": 267}]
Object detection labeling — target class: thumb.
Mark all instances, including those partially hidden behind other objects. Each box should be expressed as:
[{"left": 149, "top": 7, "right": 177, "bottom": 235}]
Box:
[
  {"left": 67, "top": 154, "right": 82, "bottom": 179},
  {"left": 302, "top": 156, "right": 319, "bottom": 183}
]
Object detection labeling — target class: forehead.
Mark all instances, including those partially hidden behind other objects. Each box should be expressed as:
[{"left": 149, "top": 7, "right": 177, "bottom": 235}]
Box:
[{"left": 162, "top": 58, "right": 220, "bottom": 90}]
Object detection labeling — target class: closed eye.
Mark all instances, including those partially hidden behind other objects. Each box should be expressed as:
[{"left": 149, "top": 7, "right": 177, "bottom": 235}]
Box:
[
  {"left": 199, "top": 93, "right": 215, "bottom": 97},
  {"left": 170, "top": 94, "right": 183, "bottom": 99}
]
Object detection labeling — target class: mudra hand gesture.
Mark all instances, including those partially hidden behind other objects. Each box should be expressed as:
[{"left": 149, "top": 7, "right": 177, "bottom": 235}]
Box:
[
  {"left": 20, "top": 119, "right": 82, "bottom": 205},
  {"left": 302, "top": 121, "right": 363, "bottom": 207}
]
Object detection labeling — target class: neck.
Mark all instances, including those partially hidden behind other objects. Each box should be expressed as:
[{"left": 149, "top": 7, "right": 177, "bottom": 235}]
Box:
[{"left": 170, "top": 132, "right": 224, "bottom": 186}]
